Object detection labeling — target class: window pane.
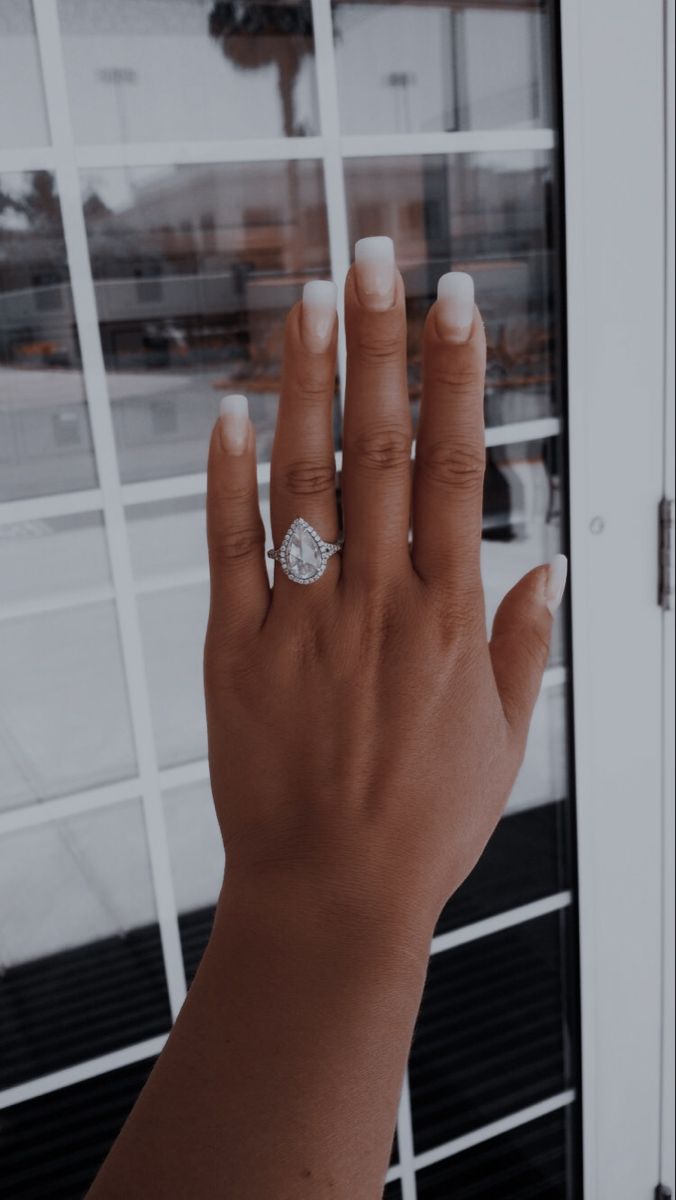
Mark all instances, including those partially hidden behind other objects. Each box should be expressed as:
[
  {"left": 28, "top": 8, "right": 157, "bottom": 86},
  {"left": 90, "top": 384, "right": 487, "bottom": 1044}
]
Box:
[
  {"left": 0, "top": 803, "right": 170, "bottom": 1087},
  {"left": 164, "top": 780, "right": 223, "bottom": 983},
  {"left": 415, "top": 1107, "right": 578, "bottom": 1198},
  {"left": 345, "top": 151, "right": 562, "bottom": 425},
  {"left": 0, "top": 603, "right": 137, "bottom": 810},
  {"left": 139, "top": 583, "right": 209, "bottom": 768},
  {"left": 0, "top": 2, "right": 50, "bottom": 148},
  {"left": 0, "top": 511, "right": 110, "bottom": 607},
  {"left": 332, "top": 1, "right": 553, "bottom": 135},
  {"left": 0, "top": 1058, "right": 157, "bottom": 1199},
  {"left": 127, "top": 485, "right": 272, "bottom": 582},
  {"left": 435, "top": 799, "right": 571, "bottom": 937},
  {"left": 409, "top": 911, "right": 576, "bottom": 1153},
  {"left": 59, "top": 0, "right": 319, "bottom": 143},
  {"left": 0, "top": 172, "right": 98, "bottom": 500},
  {"left": 81, "top": 161, "right": 334, "bottom": 483}
]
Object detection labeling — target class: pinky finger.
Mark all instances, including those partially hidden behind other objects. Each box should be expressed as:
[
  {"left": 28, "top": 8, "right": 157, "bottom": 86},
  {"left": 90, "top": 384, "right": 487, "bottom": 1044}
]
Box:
[{"left": 206, "top": 394, "right": 270, "bottom": 645}]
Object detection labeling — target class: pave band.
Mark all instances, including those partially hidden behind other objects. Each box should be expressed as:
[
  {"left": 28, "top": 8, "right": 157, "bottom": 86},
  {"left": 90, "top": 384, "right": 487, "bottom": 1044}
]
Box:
[{"left": 267, "top": 517, "right": 343, "bottom": 585}]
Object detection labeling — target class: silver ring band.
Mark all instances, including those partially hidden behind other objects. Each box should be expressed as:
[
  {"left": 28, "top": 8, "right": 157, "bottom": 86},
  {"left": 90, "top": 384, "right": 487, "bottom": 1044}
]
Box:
[{"left": 267, "top": 517, "right": 343, "bottom": 586}]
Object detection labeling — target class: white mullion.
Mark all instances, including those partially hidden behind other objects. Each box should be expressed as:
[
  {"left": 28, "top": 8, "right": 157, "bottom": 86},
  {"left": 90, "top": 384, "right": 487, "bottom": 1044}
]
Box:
[
  {"left": 430, "top": 891, "right": 572, "bottom": 958},
  {"left": 74, "top": 136, "right": 325, "bottom": 169},
  {"left": 0, "top": 146, "right": 56, "bottom": 172},
  {"left": 340, "top": 129, "right": 555, "bottom": 159},
  {"left": 33, "top": 0, "right": 186, "bottom": 1019},
  {"left": 310, "top": 0, "right": 352, "bottom": 407},
  {"left": 396, "top": 1070, "right": 418, "bottom": 1200},
  {"left": 0, "top": 1035, "right": 168, "bottom": 1111},
  {"left": 0, "top": 776, "right": 142, "bottom": 837},
  {"left": 411, "top": 1089, "right": 577, "bottom": 1174},
  {"left": 0, "top": 584, "right": 115, "bottom": 622},
  {"left": 0, "top": 488, "right": 103, "bottom": 525}
]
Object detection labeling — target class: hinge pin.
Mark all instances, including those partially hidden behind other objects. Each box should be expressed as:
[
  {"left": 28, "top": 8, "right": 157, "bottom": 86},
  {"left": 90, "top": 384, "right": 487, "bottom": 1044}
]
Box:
[{"left": 659, "top": 497, "right": 675, "bottom": 611}]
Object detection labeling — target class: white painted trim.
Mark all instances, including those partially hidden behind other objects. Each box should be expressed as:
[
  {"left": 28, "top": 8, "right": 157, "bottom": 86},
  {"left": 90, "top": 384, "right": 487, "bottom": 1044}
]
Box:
[
  {"left": 159, "top": 757, "right": 211, "bottom": 793},
  {"left": 0, "top": 131, "right": 558, "bottom": 176},
  {"left": 661, "top": 0, "right": 675, "bottom": 1189},
  {"left": 340, "top": 129, "right": 555, "bottom": 159},
  {"left": 0, "top": 1035, "right": 167, "bottom": 1110},
  {"left": 396, "top": 1071, "right": 418, "bottom": 1200},
  {"left": 0, "top": 584, "right": 115, "bottom": 622},
  {"left": 412, "top": 1090, "right": 577, "bottom": 1174},
  {"left": 74, "top": 137, "right": 325, "bottom": 169},
  {"left": 0, "top": 146, "right": 56, "bottom": 172},
  {"left": 0, "top": 776, "right": 141, "bottom": 837},
  {"left": 384, "top": 1164, "right": 402, "bottom": 1185},
  {"left": 430, "top": 892, "right": 572, "bottom": 958},
  {"left": 310, "top": 0, "right": 352, "bottom": 405},
  {"left": 0, "top": 489, "right": 103, "bottom": 525},
  {"left": 33, "top": 0, "right": 187, "bottom": 1019},
  {"left": 134, "top": 567, "right": 209, "bottom": 597},
  {"left": 561, "top": 0, "right": 666, "bottom": 1195}
]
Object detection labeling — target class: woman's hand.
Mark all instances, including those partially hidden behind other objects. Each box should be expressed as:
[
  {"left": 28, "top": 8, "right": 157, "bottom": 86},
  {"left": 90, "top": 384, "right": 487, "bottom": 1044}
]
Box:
[
  {"left": 88, "top": 239, "right": 567, "bottom": 1200},
  {"left": 205, "top": 238, "right": 566, "bottom": 938}
]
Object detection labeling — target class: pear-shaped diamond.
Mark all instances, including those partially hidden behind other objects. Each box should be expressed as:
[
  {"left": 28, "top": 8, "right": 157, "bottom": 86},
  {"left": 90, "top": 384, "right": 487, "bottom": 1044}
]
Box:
[{"left": 285, "top": 520, "right": 324, "bottom": 582}]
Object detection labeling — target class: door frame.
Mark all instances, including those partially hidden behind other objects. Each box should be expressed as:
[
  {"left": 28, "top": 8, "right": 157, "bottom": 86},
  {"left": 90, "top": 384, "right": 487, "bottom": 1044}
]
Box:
[{"left": 561, "top": 0, "right": 673, "bottom": 1195}]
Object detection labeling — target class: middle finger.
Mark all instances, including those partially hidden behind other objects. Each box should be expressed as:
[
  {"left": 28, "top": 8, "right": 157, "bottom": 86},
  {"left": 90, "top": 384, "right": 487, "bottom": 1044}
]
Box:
[{"left": 341, "top": 237, "right": 413, "bottom": 587}]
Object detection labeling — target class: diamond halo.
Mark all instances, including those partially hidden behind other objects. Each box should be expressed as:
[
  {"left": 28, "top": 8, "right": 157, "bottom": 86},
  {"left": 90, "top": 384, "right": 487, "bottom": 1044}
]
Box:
[{"left": 267, "top": 517, "right": 343, "bottom": 586}]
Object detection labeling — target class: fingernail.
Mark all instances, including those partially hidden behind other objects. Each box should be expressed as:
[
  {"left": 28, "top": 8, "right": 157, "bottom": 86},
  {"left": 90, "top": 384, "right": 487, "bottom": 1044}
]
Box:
[
  {"left": 436, "top": 272, "right": 475, "bottom": 343},
  {"left": 219, "top": 393, "right": 249, "bottom": 454},
  {"left": 354, "top": 236, "right": 396, "bottom": 311},
  {"left": 545, "top": 553, "right": 568, "bottom": 615},
  {"left": 301, "top": 280, "right": 337, "bottom": 352}
]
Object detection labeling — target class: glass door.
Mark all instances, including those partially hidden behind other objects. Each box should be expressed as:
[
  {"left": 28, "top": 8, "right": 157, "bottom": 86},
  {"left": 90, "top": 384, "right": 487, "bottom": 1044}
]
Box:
[{"left": 3, "top": 1, "right": 667, "bottom": 1196}]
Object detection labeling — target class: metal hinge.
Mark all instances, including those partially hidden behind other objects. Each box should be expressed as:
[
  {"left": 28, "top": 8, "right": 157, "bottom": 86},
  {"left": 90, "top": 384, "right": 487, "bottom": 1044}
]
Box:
[
  {"left": 655, "top": 1186, "right": 673, "bottom": 1200},
  {"left": 659, "top": 498, "right": 675, "bottom": 610}
]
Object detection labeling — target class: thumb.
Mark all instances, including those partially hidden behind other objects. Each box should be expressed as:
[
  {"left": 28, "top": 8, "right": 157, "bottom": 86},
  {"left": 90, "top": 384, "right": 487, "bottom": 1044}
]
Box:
[{"left": 489, "top": 554, "right": 568, "bottom": 736}]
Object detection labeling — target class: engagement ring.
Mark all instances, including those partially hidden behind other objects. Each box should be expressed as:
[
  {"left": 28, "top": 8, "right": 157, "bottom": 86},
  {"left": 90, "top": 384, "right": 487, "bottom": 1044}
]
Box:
[{"left": 268, "top": 517, "right": 343, "bottom": 585}]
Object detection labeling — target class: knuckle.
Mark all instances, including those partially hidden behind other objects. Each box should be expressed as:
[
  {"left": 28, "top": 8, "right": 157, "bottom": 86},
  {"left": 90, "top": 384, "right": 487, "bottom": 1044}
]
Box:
[
  {"left": 282, "top": 457, "right": 336, "bottom": 497},
  {"left": 419, "top": 439, "right": 485, "bottom": 492},
  {"left": 351, "top": 425, "right": 411, "bottom": 473},
  {"left": 210, "top": 523, "right": 265, "bottom": 566},
  {"left": 293, "top": 375, "right": 332, "bottom": 406},
  {"left": 429, "top": 358, "right": 481, "bottom": 394},
  {"left": 355, "top": 325, "right": 403, "bottom": 364}
]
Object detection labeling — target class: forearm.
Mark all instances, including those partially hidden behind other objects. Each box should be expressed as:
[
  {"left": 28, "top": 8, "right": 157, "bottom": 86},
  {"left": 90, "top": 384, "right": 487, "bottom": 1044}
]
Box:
[{"left": 88, "top": 869, "right": 434, "bottom": 1200}]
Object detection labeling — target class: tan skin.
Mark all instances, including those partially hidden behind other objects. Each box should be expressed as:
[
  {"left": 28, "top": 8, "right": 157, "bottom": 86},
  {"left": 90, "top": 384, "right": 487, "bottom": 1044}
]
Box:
[{"left": 88, "top": 256, "right": 564, "bottom": 1199}]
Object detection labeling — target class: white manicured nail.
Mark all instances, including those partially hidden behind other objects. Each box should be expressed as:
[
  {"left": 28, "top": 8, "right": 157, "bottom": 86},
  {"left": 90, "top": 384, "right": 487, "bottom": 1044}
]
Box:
[
  {"left": 354, "top": 236, "right": 396, "bottom": 310},
  {"left": 545, "top": 553, "right": 568, "bottom": 615},
  {"left": 219, "top": 393, "right": 249, "bottom": 454},
  {"left": 436, "top": 272, "right": 475, "bottom": 343},
  {"left": 301, "top": 280, "right": 337, "bottom": 352}
]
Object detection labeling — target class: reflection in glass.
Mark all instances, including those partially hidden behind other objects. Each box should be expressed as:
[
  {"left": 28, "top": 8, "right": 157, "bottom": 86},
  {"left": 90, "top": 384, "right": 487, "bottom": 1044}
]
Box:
[
  {"left": 344, "top": 151, "right": 562, "bottom": 428},
  {"left": 0, "top": 603, "right": 137, "bottom": 810},
  {"left": 58, "top": 0, "right": 319, "bottom": 143},
  {"left": 81, "top": 162, "right": 334, "bottom": 482},
  {"left": 409, "top": 911, "right": 575, "bottom": 1153},
  {"left": 332, "top": 0, "right": 553, "bottom": 135},
  {"left": 139, "top": 583, "right": 209, "bottom": 768},
  {"left": 0, "top": 801, "right": 170, "bottom": 1087},
  {"left": 0, "top": 2, "right": 50, "bottom": 148},
  {"left": 415, "top": 1108, "right": 575, "bottom": 1199},
  {"left": 164, "top": 781, "right": 224, "bottom": 982},
  {"left": 0, "top": 1059, "right": 157, "bottom": 1199},
  {"left": 0, "top": 172, "right": 98, "bottom": 500}
]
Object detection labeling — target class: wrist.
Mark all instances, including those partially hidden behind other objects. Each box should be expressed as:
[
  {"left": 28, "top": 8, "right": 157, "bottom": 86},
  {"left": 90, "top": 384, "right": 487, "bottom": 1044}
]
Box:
[{"left": 210, "top": 860, "right": 436, "bottom": 979}]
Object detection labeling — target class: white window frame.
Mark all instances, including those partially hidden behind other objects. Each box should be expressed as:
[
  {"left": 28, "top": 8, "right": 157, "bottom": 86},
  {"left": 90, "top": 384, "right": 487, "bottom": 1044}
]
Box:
[
  {"left": 0, "top": 1, "right": 673, "bottom": 1197},
  {"left": 562, "top": 0, "right": 674, "bottom": 1195}
]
